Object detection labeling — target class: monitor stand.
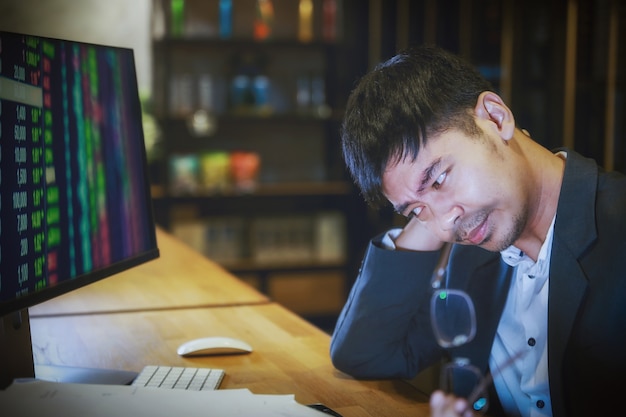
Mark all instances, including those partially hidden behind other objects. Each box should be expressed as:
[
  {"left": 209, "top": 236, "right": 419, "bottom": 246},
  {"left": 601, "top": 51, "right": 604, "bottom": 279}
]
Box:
[
  {"left": 1, "top": 310, "right": 137, "bottom": 388},
  {"left": 0, "top": 310, "right": 35, "bottom": 389}
]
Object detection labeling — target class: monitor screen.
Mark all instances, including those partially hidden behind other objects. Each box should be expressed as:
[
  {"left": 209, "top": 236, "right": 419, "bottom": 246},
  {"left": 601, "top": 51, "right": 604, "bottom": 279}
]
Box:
[{"left": 0, "top": 31, "right": 159, "bottom": 386}]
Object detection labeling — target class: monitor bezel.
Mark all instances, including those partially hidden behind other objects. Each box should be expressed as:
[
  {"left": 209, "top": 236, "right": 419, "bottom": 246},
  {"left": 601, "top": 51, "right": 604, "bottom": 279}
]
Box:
[
  {"left": 0, "top": 30, "right": 161, "bottom": 387},
  {"left": 0, "top": 30, "right": 160, "bottom": 318},
  {"left": 0, "top": 250, "right": 160, "bottom": 318}
]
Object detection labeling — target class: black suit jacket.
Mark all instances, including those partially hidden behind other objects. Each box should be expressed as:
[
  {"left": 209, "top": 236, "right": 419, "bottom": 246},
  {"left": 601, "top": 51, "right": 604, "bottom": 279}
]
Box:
[{"left": 330, "top": 150, "right": 626, "bottom": 417}]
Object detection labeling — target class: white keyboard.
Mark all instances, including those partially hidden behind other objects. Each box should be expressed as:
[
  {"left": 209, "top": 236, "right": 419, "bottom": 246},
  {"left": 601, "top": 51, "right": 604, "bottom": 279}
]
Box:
[{"left": 131, "top": 365, "right": 225, "bottom": 391}]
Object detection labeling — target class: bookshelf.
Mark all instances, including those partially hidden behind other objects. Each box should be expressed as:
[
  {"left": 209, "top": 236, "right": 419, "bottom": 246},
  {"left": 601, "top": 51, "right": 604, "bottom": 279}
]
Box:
[{"left": 148, "top": 0, "right": 370, "bottom": 328}]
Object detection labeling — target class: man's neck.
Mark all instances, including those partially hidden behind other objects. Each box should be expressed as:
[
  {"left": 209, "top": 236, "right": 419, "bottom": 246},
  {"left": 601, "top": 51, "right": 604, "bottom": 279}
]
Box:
[{"left": 513, "top": 141, "right": 566, "bottom": 261}]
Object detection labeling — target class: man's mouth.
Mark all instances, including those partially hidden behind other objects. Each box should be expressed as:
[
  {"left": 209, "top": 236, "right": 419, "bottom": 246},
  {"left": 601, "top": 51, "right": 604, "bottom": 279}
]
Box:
[{"left": 463, "top": 215, "right": 489, "bottom": 245}]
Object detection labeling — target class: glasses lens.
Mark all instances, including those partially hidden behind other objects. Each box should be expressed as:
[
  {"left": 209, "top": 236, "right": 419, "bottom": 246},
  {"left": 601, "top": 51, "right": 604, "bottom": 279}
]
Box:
[
  {"left": 430, "top": 289, "right": 476, "bottom": 348},
  {"left": 440, "top": 360, "right": 489, "bottom": 413}
]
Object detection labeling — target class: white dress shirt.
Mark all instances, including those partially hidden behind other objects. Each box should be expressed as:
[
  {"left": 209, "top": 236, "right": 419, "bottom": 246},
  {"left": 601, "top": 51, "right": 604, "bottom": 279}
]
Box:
[{"left": 492, "top": 215, "right": 555, "bottom": 417}]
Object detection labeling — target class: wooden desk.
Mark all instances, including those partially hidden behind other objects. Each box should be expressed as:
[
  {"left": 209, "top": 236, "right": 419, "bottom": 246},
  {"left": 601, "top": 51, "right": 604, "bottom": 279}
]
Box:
[
  {"left": 30, "top": 303, "right": 431, "bottom": 417},
  {"left": 30, "top": 228, "right": 269, "bottom": 317},
  {"left": 27, "top": 227, "right": 431, "bottom": 416}
]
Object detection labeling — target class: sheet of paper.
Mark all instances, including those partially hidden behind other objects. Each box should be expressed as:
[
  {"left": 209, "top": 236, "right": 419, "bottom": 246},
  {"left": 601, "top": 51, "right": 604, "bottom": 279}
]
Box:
[{"left": 0, "top": 380, "right": 327, "bottom": 417}]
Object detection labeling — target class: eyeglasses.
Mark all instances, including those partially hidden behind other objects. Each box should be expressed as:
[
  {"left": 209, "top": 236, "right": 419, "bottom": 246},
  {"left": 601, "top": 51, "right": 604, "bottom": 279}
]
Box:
[
  {"left": 429, "top": 243, "right": 525, "bottom": 414},
  {"left": 430, "top": 242, "right": 488, "bottom": 413},
  {"left": 430, "top": 243, "right": 476, "bottom": 349}
]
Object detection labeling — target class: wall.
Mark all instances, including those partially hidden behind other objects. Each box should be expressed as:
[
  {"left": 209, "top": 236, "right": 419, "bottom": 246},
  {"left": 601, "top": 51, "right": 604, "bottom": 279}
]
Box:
[{"left": 0, "top": 0, "right": 152, "bottom": 94}]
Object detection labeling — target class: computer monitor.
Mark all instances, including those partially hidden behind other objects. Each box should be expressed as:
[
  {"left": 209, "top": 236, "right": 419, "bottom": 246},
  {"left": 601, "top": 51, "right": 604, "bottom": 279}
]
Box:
[{"left": 0, "top": 31, "right": 160, "bottom": 388}]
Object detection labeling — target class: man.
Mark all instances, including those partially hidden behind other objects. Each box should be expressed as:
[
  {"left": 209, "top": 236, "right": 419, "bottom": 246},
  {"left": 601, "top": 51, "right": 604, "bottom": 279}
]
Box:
[{"left": 330, "top": 45, "right": 626, "bottom": 417}]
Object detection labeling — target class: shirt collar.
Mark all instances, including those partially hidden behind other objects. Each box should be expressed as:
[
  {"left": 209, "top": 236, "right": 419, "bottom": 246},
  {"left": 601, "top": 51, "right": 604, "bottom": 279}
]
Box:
[{"left": 500, "top": 215, "right": 557, "bottom": 269}]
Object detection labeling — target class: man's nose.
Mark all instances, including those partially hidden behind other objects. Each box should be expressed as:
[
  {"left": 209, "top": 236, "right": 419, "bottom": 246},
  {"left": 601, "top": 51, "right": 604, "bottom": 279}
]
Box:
[{"left": 437, "top": 205, "right": 463, "bottom": 232}]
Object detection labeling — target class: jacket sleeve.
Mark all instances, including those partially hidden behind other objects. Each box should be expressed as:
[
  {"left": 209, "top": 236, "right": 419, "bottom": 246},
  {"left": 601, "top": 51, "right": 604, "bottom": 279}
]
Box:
[{"left": 329, "top": 232, "right": 445, "bottom": 379}]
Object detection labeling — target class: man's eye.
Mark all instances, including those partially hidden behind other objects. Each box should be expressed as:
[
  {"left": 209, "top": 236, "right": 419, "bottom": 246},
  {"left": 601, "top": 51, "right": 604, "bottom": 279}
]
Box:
[{"left": 433, "top": 172, "right": 446, "bottom": 189}]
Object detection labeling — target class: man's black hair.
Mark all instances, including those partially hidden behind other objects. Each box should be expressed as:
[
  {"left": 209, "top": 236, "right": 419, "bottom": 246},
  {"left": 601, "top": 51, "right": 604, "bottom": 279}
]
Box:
[{"left": 341, "top": 45, "right": 494, "bottom": 208}]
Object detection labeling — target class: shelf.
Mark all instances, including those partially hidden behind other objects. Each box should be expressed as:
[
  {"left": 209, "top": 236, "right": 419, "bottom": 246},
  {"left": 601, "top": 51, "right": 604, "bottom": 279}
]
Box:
[
  {"left": 222, "top": 258, "right": 345, "bottom": 274},
  {"left": 151, "top": 181, "right": 353, "bottom": 200},
  {"left": 149, "top": 0, "right": 371, "bottom": 316},
  {"left": 157, "top": 110, "right": 342, "bottom": 124},
  {"left": 154, "top": 36, "right": 338, "bottom": 49}
]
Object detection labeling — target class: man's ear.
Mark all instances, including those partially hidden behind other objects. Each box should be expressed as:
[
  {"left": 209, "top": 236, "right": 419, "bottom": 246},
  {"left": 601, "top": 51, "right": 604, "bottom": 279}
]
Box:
[{"left": 474, "top": 91, "right": 515, "bottom": 141}]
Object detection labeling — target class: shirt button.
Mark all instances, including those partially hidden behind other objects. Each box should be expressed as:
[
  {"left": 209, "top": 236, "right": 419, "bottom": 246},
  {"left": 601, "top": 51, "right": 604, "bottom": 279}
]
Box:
[
  {"left": 536, "top": 400, "right": 545, "bottom": 408},
  {"left": 528, "top": 337, "right": 536, "bottom": 346}
]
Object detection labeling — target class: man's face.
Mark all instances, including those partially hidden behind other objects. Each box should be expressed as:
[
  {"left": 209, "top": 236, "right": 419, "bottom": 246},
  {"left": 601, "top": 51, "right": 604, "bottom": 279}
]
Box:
[{"left": 381, "top": 125, "right": 529, "bottom": 252}]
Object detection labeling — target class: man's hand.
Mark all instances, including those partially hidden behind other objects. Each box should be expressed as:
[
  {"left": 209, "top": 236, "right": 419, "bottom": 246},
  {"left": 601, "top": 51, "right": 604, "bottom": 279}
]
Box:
[
  {"left": 429, "top": 391, "right": 476, "bottom": 417},
  {"left": 393, "top": 216, "right": 446, "bottom": 251}
]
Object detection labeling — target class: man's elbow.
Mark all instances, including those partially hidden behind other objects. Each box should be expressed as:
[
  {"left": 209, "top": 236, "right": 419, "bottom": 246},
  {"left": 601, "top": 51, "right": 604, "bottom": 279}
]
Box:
[
  {"left": 330, "top": 335, "right": 419, "bottom": 380},
  {"left": 330, "top": 339, "right": 379, "bottom": 379},
  {"left": 330, "top": 343, "right": 355, "bottom": 375},
  {"left": 330, "top": 354, "right": 372, "bottom": 379},
  {"left": 330, "top": 338, "right": 359, "bottom": 378}
]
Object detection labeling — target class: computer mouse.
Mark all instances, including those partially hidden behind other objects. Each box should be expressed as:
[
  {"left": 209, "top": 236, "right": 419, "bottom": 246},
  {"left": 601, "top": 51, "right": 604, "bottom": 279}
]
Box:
[{"left": 176, "top": 336, "right": 253, "bottom": 357}]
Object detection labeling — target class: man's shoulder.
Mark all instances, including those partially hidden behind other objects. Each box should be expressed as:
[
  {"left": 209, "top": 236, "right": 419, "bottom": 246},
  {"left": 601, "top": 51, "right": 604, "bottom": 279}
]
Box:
[{"left": 555, "top": 149, "right": 626, "bottom": 259}]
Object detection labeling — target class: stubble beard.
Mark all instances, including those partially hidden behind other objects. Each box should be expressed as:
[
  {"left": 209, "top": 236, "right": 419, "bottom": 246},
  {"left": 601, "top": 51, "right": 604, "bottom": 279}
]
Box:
[
  {"left": 456, "top": 205, "right": 527, "bottom": 253},
  {"left": 491, "top": 206, "right": 527, "bottom": 252}
]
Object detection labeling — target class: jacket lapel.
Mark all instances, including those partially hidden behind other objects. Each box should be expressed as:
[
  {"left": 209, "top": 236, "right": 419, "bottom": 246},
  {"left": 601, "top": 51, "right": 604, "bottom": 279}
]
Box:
[
  {"left": 546, "top": 150, "right": 597, "bottom": 416},
  {"left": 546, "top": 242, "right": 588, "bottom": 417},
  {"left": 448, "top": 247, "right": 514, "bottom": 372}
]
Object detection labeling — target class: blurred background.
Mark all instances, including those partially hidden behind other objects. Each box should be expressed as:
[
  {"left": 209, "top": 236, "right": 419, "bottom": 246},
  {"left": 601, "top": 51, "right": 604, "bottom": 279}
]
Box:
[{"left": 1, "top": 0, "right": 624, "bottom": 332}]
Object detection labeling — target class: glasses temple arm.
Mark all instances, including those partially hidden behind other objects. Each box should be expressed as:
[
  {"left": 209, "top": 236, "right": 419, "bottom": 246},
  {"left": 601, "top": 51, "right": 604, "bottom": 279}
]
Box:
[
  {"left": 464, "top": 350, "right": 527, "bottom": 412},
  {"left": 431, "top": 242, "right": 453, "bottom": 289}
]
